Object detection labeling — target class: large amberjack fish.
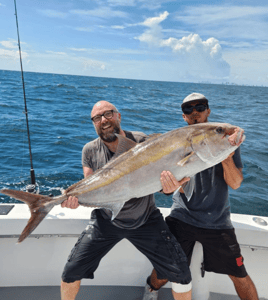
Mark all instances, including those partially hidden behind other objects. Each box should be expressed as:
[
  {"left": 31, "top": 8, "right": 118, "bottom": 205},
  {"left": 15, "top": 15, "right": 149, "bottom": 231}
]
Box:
[{"left": 1, "top": 122, "right": 245, "bottom": 243}]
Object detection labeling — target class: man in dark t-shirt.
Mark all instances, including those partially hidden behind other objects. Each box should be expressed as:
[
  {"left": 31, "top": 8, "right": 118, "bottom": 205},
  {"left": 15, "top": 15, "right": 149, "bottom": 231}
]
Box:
[
  {"left": 60, "top": 100, "right": 192, "bottom": 300},
  {"left": 161, "top": 93, "right": 259, "bottom": 299}
]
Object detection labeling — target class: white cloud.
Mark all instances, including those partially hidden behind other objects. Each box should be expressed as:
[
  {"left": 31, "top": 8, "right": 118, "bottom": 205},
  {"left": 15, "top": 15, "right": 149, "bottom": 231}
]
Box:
[
  {"left": 69, "top": 48, "right": 88, "bottom": 52},
  {"left": 175, "top": 5, "right": 268, "bottom": 44},
  {"left": 70, "top": 7, "right": 128, "bottom": 19},
  {"left": 46, "top": 51, "right": 67, "bottom": 56},
  {"left": 176, "top": 5, "right": 268, "bottom": 25},
  {"left": 224, "top": 49, "right": 268, "bottom": 85},
  {"left": 82, "top": 58, "right": 106, "bottom": 71},
  {"left": 137, "top": 11, "right": 169, "bottom": 46},
  {"left": 0, "top": 39, "right": 18, "bottom": 49},
  {"left": 136, "top": 12, "right": 230, "bottom": 80},
  {"left": 38, "top": 9, "right": 68, "bottom": 19},
  {"left": 75, "top": 27, "right": 93, "bottom": 32},
  {"left": 111, "top": 25, "right": 125, "bottom": 29},
  {"left": 142, "top": 11, "right": 169, "bottom": 27},
  {"left": 96, "top": 0, "right": 174, "bottom": 10},
  {"left": 71, "top": 47, "right": 150, "bottom": 55},
  {"left": 0, "top": 48, "right": 28, "bottom": 60},
  {"left": 138, "top": 0, "right": 176, "bottom": 10}
]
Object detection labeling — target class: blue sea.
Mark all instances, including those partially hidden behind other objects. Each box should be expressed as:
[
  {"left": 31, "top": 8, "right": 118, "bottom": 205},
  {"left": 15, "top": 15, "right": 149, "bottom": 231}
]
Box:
[{"left": 0, "top": 69, "right": 267, "bottom": 216}]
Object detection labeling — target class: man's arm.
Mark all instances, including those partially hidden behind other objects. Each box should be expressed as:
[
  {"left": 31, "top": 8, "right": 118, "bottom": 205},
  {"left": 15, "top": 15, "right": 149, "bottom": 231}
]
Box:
[
  {"left": 220, "top": 127, "right": 244, "bottom": 190},
  {"left": 61, "top": 166, "right": 94, "bottom": 209},
  {"left": 83, "top": 166, "right": 94, "bottom": 178},
  {"left": 221, "top": 153, "right": 243, "bottom": 190}
]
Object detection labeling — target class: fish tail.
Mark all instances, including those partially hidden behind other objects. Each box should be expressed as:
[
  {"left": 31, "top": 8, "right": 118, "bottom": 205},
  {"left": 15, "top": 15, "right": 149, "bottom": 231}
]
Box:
[{"left": 1, "top": 189, "right": 55, "bottom": 243}]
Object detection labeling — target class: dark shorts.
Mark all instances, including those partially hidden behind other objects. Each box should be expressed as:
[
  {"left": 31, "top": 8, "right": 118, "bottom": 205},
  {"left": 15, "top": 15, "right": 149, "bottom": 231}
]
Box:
[
  {"left": 62, "top": 209, "right": 191, "bottom": 284},
  {"left": 165, "top": 216, "right": 248, "bottom": 278}
]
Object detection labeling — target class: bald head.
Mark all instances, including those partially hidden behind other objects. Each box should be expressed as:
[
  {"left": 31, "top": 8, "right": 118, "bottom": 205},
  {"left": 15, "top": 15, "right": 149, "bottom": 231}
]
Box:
[{"left": 91, "top": 101, "right": 119, "bottom": 118}]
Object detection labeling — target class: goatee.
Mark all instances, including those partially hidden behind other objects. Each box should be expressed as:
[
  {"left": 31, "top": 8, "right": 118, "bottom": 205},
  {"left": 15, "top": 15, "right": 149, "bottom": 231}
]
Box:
[{"left": 99, "top": 126, "right": 121, "bottom": 142}]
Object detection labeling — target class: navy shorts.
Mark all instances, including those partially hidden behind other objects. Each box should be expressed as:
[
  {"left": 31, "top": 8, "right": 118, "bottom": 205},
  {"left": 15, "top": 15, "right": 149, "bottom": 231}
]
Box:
[
  {"left": 165, "top": 216, "right": 248, "bottom": 278},
  {"left": 62, "top": 209, "right": 191, "bottom": 284}
]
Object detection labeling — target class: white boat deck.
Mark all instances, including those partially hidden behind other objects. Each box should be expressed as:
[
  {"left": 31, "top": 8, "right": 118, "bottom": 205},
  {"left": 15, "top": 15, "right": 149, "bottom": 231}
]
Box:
[{"left": 0, "top": 204, "right": 268, "bottom": 300}]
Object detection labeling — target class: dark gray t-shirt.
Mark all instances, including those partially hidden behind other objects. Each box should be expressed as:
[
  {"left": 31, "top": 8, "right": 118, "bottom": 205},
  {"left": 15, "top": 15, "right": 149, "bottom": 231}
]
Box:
[
  {"left": 169, "top": 147, "right": 243, "bottom": 229},
  {"left": 82, "top": 130, "right": 156, "bottom": 229}
]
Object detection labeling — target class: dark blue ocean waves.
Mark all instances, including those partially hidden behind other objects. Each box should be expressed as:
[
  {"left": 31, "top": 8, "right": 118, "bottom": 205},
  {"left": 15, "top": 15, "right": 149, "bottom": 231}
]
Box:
[{"left": 0, "top": 70, "right": 267, "bottom": 216}]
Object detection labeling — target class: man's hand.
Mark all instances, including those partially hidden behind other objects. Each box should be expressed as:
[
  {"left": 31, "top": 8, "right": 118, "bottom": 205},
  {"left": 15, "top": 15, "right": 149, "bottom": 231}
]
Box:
[
  {"left": 61, "top": 194, "right": 80, "bottom": 209},
  {"left": 228, "top": 128, "right": 244, "bottom": 147},
  {"left": 160, "top": 171, "right": 190, "bottom": 194},
  {"left": 222, "top": 151, "right": 235, "bottom": 164}
]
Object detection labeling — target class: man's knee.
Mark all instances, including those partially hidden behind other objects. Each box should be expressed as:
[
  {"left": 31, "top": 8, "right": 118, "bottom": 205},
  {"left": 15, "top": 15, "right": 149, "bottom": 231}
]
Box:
[
  {"left": 172, "top": 282, "right": 192, "bottom": 293},
  {"left": 229, "top": 274, "right": 250, "bottom": 284}
]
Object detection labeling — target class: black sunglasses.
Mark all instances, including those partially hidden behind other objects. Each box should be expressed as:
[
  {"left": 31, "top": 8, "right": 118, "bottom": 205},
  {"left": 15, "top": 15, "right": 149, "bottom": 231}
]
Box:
[
  {"left": 182, "top": 103, "right": 208, "bottom": 115},
  {"left": 91, "top": 110, "right": 118, "bottom": 123}
]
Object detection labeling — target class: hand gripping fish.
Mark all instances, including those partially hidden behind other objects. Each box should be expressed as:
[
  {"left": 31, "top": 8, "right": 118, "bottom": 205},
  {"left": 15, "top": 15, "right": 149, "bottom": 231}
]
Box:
[{"left": 1, "top": 123, "right": 245, "bottom": 243}]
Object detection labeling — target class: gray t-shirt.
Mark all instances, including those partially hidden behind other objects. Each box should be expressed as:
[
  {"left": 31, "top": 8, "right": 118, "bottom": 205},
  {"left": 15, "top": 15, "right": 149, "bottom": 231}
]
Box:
[
  {"left": 169, "top": 147, "right": 243, "bottom": 229},
  {"left": 82, "top": 130, "right": 156, "bottom": 229}
]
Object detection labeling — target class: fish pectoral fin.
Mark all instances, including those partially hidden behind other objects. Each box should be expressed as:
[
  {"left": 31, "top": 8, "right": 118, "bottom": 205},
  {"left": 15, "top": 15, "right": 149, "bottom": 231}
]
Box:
[
  {"left": 113, "top": 134, "right": 137, "bottom": 158},
  {"left": 101, "top": 201, "right": 125, "bottom": 220},
  {"left": 183, "top": 177, "right": 195, "bottom": 202},
  {"left": 177, "top": 151, "right": 195, "bottom": 166}
]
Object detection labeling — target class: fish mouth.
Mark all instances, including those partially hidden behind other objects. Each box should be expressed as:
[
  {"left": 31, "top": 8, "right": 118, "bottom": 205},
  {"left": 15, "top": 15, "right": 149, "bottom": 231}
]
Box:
[{"left": 225, "top": 127, "right": 245, "bottom": 146}]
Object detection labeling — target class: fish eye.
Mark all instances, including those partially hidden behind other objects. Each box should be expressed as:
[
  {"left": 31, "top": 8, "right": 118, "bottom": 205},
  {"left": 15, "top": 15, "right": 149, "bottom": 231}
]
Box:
[{"left": 216, "top": 127, "right": 224, "bottom": 134}]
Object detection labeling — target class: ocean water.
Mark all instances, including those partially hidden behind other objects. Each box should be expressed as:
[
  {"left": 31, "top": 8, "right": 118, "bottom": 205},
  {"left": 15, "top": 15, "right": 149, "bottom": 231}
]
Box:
[{"left": 0, "top": 69, "right": 267, "bottom": 216}]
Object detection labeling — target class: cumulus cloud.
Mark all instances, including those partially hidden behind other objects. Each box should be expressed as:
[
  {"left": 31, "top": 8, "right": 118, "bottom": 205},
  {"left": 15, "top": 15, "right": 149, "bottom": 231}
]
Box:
[
  {"left": 137, "top": 11, "right": 168, "bottom": 46},
  {"left": 136, "top": 11, "right": 230, "bottom": 80}
]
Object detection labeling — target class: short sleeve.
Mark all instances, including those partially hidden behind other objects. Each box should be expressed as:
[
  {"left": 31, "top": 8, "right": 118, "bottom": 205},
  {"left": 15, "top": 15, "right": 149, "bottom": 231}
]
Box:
[{"left": 233, "top": 147, "right": 243, "bottom": 169}]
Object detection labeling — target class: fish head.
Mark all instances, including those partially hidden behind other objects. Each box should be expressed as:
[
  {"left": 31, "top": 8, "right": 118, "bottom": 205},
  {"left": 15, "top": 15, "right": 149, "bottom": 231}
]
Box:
[{"left": 189, "top": 122, "right": 246, "bottom": 163}]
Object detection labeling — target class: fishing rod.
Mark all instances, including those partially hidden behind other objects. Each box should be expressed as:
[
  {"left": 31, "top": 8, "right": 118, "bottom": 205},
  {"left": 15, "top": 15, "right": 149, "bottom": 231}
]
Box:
[{"left": 14, "top": 0, "right": 37, "bottom": 193}]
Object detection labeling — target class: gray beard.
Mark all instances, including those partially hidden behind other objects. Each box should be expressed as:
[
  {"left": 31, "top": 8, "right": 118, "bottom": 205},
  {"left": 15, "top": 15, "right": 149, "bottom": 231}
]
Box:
[{"left": 99, "top": 126, "right": 121, "bottom": 142}]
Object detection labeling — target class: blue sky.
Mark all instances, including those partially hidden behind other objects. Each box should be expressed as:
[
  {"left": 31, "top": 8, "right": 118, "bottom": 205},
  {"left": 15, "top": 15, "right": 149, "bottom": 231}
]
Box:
[{"left": 0, "top": 0, "right": 268, "bottom": 86}]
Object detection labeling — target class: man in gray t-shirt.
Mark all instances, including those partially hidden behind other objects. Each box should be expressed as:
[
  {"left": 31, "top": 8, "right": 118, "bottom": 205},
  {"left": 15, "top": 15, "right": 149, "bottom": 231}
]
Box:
[
  {"left": 60, "top": 100, "right": 192, "bottom": 300},
  {"left": 161, "top": 93, "right": 258, "bottom": 299}
]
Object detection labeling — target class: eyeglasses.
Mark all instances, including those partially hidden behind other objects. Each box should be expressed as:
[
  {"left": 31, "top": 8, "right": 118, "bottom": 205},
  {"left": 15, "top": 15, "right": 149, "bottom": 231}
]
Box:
[
  {"left": 182, "top": 103, "right": 208, "bottom": 115},
  {"left": 91, "top": 110, "right": 118, "bottom": 123}
]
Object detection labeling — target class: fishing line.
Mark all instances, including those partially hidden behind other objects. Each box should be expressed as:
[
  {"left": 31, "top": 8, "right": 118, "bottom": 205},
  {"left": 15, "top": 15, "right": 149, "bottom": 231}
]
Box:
[{"left": 14, "top": 0, "right": 37, "bottom": 193}]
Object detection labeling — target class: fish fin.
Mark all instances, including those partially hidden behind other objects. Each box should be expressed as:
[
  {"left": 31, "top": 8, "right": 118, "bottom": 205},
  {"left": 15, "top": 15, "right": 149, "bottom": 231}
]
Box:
[
  {"left": 104, "top": 202, "right": 125, "bottom": 220},
  {"left": 146, "top": 133, "right": 162, "bottom": 140},
  {"left": 177, "top": 151, "right": 195, "bottom": 166},
  {"left": 113, "top": 134, "right": 137, "bottom": 158},
  {"left": 84, "top": 200, "right": 125, "bottom": 220},
  {"left": 183, "top": 177, "right": 195, "bottom": 201},
  {"left": 173, "top": 177, "right": 195, "bottom": 202},
  {"left": 1, "top": 189, "right": 55, "bottom": 243}
]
